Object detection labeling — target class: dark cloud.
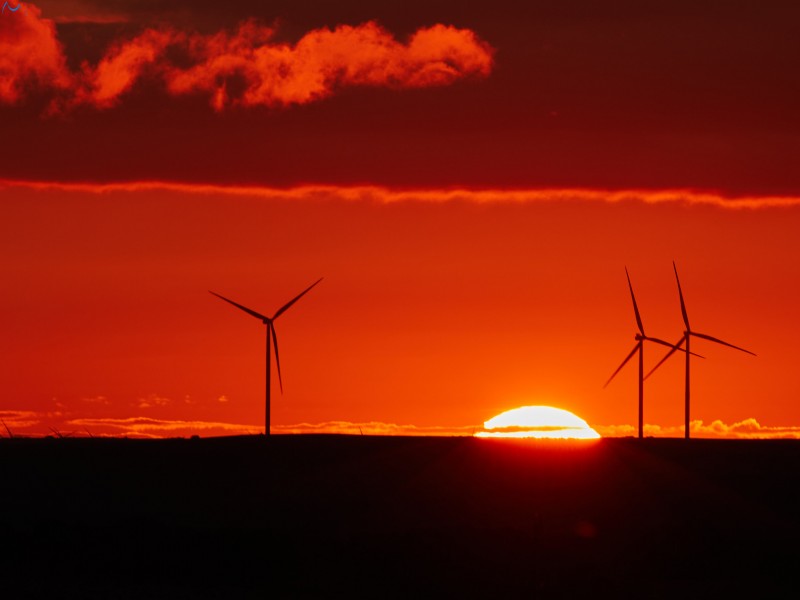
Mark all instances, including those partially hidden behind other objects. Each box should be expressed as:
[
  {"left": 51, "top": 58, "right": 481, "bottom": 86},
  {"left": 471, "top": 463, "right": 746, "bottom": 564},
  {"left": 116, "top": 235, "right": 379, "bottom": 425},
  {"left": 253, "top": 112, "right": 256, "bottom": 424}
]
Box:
[
  {"left": 1, "top": 1, "right": 799, "bottom": 194},
  {"left": 0, "top": 5, "right": 71, "bottom": 104},
  {"left": 2, "top": 9, "right": 492, "bottom": 111}
]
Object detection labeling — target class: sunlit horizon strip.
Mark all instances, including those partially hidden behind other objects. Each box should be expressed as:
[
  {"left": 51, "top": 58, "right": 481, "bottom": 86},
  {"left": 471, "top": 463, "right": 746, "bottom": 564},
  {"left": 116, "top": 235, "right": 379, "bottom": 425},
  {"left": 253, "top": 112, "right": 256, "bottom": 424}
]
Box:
[
  {"left": 475, "top": 431, "right": 601, "bottom": 439},
  {"left": 3, "top": 178, "right": 800, "bottom": 209},
  {"left": 477, "top": 405, "right": 601, "bottom": 439},
  {"left": 2, "top": 412, "right": 800, "bottom": 440}
]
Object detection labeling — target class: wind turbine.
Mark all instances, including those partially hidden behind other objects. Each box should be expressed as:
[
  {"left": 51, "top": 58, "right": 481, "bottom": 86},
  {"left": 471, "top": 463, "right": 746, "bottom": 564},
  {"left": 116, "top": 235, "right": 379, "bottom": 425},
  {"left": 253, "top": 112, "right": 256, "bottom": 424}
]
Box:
[
  {"left": 210, "top": 278, "right": 323, "bottom": 436},
  {"left": 604, "top": 268, "right": 700, "bottom": 439},
  {"left": 646, "top": 262, "right": 755, "bottom": 439}
]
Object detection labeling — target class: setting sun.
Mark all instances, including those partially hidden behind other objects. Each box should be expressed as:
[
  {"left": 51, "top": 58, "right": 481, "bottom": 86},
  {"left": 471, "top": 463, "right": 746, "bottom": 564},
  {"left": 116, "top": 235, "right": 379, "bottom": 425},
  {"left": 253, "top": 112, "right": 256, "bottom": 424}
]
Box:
[{"left": 476, "top": 406, "right": 601, "bottom": 439}]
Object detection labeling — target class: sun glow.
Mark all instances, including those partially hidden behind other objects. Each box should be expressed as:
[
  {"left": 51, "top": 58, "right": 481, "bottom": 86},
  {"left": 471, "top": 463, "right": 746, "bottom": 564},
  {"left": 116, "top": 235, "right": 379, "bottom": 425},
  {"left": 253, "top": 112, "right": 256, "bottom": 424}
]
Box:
[{"left": 476, "top": 406, "right": 601, "bottom": 439}]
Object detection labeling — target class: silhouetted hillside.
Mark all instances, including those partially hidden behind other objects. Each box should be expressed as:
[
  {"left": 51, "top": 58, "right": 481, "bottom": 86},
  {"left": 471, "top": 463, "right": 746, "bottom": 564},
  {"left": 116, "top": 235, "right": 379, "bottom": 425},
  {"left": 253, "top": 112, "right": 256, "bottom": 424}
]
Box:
[{"left": 1, "top": 436, "right": 798, "bottom": 598}]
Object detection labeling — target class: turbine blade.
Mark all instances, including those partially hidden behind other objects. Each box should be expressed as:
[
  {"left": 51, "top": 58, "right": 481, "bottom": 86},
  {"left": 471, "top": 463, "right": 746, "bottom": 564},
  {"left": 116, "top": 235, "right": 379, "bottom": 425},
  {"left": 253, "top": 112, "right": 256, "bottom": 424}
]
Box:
[
  {"left": 644, "top": 336, "right": 704, "bottom": 358},
  {"left": 673, "top": 261, "right": 690, "bottom": 330},
  {"left": 691, "top": 331, "right": 756, "bottom": 356},
  {"left": 272, "top": 278, "right": 323, "bottom": 320},
  {"left": 604, "top": 344, "right": 640, "bottom": 388},
  {"left": 209, "top": 291, "right": 269, "bottom": 322},
  {"left": 271, "top": 324, "right": 284, "bottom": 394},
  {"left": 625, "top": 267, "right": 645, "bottom": 336},
  {"left": 644, "top": 336, "right": 685, "bottom": 380}
]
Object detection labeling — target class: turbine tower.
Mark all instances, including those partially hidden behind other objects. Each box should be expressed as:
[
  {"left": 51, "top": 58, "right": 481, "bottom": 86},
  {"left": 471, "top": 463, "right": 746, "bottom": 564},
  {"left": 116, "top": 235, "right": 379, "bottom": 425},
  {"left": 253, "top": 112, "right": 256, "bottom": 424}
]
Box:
[
  {"left": 210, "top": 278, "right": 323, "bottom": 436},
  {"left": 646, "top": 262, "right": 755, "bottom": 439},
  {"left": 604, "top": 268, "right": 698, "bottom": 439}
]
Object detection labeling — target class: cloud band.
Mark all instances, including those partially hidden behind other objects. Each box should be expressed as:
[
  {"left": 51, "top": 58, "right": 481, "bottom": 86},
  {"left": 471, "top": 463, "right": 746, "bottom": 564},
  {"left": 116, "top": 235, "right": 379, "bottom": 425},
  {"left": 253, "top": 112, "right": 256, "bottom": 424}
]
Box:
[{"left": 2, "top": 178, "right": 800, "bottom": 209}]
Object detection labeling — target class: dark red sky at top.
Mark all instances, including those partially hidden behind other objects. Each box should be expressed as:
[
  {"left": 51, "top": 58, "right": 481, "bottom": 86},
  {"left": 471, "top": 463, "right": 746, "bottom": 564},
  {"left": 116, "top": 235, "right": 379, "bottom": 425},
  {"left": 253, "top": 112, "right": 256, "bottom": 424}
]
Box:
[{"left": 2, "top": 0, "right": 800, "bottom": 195}]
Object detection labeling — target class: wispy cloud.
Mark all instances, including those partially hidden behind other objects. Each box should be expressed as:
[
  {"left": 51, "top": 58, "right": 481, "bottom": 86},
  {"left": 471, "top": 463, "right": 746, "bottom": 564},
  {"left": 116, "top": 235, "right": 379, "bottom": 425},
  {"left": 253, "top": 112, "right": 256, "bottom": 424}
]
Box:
[
  {"left": 0, "top": 410, "right": 42, "bottom": 432},
  {"left": 73, "top": 28, "right": 177, "bottom": 109},
  {"left": 165, "top": 21, "right": 493, "bottom": 111},
  {"left": 271, "top": 421, "right": 477, "bottom": 436},
  {"left": 0, "top": 4, "right": 71, "bottom": 104},
  {"left": 1, "top": 401, "right": 261, "bottom": 438},
  {"left": 2, "top": 179, "right": 800, "bottom": 209},
  {"left": 135, "top": 393, "right": 172, "bottom": 409},
  {"left": 2, "top": 410, "right": 799, "bottom": 440},
  {"left": 81, "top": 395, "right": 110, "bottom": 405},
  {"left": 1, "top": 8, "right": 493, "bottom": 112},
  {"left": 233, "top": 418, "right": 800, "bottom": 439},
  {"left": 68, "top": 416, "right": 262, "bottom": 438},
  {"left": 596, "top": 418, "right": 800, "bottom": 440}
]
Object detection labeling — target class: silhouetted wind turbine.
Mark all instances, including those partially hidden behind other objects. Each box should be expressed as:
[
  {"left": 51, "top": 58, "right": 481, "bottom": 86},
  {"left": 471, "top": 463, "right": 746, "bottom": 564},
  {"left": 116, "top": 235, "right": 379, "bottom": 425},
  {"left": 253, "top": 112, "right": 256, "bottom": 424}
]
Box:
[
  {"left": 604, "top": 268, "right": 700, "bottom": 439},
  {"left": 49, "top": 427, "right": 76, "bottom": 439},
  {"left": 210, "top": 278, "right": 323, "bottom": 436},
  {"left": 646, "top": 262, "right": 755, "bottom": 439}
]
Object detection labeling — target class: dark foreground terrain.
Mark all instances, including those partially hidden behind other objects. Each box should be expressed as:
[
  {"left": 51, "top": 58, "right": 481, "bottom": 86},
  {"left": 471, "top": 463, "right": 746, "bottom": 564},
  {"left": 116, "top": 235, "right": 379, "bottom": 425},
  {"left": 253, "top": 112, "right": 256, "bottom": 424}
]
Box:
[{"left": 1, "top": 435, "right": 799, "bottom": 598}]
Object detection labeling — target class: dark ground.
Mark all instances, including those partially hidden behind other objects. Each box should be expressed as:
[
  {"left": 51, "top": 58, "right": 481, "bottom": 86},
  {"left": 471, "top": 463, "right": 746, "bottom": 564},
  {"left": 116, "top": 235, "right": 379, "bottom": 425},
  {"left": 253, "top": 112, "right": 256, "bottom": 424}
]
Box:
[{"left": 1, "top": 435, "right": 799, "bottom": 598}]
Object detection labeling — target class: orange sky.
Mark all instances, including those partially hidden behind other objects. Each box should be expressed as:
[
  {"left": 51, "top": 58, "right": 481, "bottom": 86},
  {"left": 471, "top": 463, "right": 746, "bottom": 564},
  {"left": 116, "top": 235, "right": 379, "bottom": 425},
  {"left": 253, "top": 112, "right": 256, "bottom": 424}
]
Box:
[
  {"left": 1, "top": 181, "right": 799, "bottom": 438},
  {"left": 2, "top": 3, "right": 800, "bottom": 438}
]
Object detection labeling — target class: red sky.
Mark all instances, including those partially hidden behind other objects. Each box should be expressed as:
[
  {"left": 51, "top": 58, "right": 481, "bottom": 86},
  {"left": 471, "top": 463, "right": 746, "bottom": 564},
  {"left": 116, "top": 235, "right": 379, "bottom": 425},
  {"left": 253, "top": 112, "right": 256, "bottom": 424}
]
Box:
[{"left": 1, "top": 2, "right": 799, "bottom": 438}]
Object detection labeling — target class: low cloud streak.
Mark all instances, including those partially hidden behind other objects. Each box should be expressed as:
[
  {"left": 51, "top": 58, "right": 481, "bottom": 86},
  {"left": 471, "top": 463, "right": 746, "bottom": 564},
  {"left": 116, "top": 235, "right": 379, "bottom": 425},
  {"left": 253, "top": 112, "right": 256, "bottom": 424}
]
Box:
[
  {"left": 69, "top": 416, "right": 262, "bottom": 439},
  {"left": 2, "top": 410, "right": 799, "bottom": 440},
  {"left": 596, "top": 418, "right": 800, "bottom": 440},
  {"left": 272, "top": 421, "right": 476, "bottom": 437},
  {"left": 2, "top": 179, "right": 799, "bottom": 209},
  {"left": 0, "top": 410, "right": 42, "bottom": 432}
]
